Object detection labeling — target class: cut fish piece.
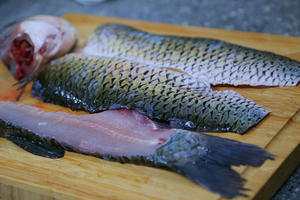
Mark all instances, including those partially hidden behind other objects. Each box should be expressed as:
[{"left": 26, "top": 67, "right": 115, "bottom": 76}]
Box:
[
  {"left": 0, "top": 15, "right": 77, "bottom": 99},
  {"left": 32, "top": 54, "right": 270, "bottom": 134},
  {"left": 0, "top": 101, "right": 273, "bottom": 198},
  {"left": 81, "top": 23, "right": 300, "bottom": 87}
]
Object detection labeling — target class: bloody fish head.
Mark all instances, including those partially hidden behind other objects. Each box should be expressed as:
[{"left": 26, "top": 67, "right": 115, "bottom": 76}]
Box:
[
  {"left": 6, "top": 32, "right": 35, "bottom": 80},
  {"left": 0, "top": 15, "right": 77, "bottom": 99}
]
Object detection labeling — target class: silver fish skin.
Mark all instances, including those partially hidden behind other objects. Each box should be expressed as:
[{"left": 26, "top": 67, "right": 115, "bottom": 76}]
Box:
[{"left": 81, "top": 23, "right": 300, "bottom": 87}]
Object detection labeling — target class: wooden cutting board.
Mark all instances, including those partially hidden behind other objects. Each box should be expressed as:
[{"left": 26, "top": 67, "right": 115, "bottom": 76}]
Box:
[{"left": 0, "top": 13, "right": 299, "bottom": 200}]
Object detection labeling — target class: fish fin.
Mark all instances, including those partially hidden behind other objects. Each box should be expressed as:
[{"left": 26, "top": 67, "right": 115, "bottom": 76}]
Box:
[
  {"left": 171, "top": 159, "right": 248, "bottom": 198},
  {"left": 13, "top": 77, "right": 31, "bottom": 101},
  {"left": 4, "top": 133, "right": 65, "bottom": 159},
  {"left": 198, "top": 133, "right": 274, "bottom": 167},
  {"left": 154, "top": 130, "right": 274, "bottom": 198},
  {"left": 13, "top": 54, "right": 44, "bottom": 101}
]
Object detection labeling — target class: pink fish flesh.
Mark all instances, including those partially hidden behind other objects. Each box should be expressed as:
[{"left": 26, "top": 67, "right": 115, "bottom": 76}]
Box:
[
  {"left": 0, "top": 101, "right": 273, "bottom": 198},
  {"left": 0, "top": 15, "right": 77, "bottom": 98}
]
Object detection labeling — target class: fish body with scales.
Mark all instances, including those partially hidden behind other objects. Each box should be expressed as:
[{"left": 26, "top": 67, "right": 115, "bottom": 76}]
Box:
[
  {"left": 81, "top": 23, "right": 300, "bottom": 87},
  {"left": 32, "top": 54, "right": 269, "bottom": 134},
  {"left": 0, "top": 101, "right": 273, "bottom": 198}
]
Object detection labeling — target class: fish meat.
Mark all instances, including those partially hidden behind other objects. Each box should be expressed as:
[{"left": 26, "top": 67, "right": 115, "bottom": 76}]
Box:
[
  {"left": 32, "top": 54, "right": 269, "bottom": 134},
  {"left": 0, "top": 15, "right": 77, "bottom": 81},
  {"left": 0, "top": 15, "right": 77, "bottom": 99},
  {"left": 0, "top": 101, "right": 273, "bottom": 198},
  {"left": 81, "top": 23, "right": 300, "bottom": 87}
]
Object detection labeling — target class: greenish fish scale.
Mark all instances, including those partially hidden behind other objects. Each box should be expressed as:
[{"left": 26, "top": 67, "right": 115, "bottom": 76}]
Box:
[{"left": 32, "top": 54, "right": 269, "bottom": 134}]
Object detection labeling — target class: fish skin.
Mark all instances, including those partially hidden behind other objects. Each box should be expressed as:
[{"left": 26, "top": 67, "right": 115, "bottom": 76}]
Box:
[
  {"left": 81, "top": 23, "right": 300, "bottom": 87},
  {"left": 32, "top": 54, "right": 269, "bottom": 134},
  {"left": 0, "top": 101, "right": 273, "bottom": 198}
]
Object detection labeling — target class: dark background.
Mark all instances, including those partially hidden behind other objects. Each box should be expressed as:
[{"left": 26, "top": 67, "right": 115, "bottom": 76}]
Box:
[{"left": 0, "top": 0, "right": 299, "bottom": 199}]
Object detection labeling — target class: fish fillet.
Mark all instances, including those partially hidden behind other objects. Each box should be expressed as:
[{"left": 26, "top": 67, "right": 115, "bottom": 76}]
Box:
[
  {"left": 81, "top": 24, "right": 300, "bottom": 87},
  {"left": 32, "top": 54, "right": 270, "bottom": 134},
  {"left": 0, "top": 101, "right": 273, "bottom": 198}
]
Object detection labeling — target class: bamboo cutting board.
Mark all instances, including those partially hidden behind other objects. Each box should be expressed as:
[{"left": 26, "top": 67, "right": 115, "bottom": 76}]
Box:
[{"left": 0, "top": 13, "right": 299, "bottom": 200}]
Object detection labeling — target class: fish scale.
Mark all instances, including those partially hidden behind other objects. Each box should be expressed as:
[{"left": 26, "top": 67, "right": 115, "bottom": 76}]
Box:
[
  {"left": 32, "top": 54, "right": 269, "bottom": 134},
  {"left": 81, "top": 24, "right": 300, "bottom": 87}
]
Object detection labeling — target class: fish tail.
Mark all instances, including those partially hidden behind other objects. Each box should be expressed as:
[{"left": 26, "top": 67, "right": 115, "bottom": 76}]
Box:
[{"left": 153, "top": 130, "right": 274, "bottom": 198}]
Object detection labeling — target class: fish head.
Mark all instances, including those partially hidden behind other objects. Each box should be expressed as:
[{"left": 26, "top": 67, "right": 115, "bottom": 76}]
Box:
[
  {"left": 0, "top": 15, "right": 77, "bottom": 81},
  {"left": 4, "top": 31, "right": 35, "bottom": 80}
]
